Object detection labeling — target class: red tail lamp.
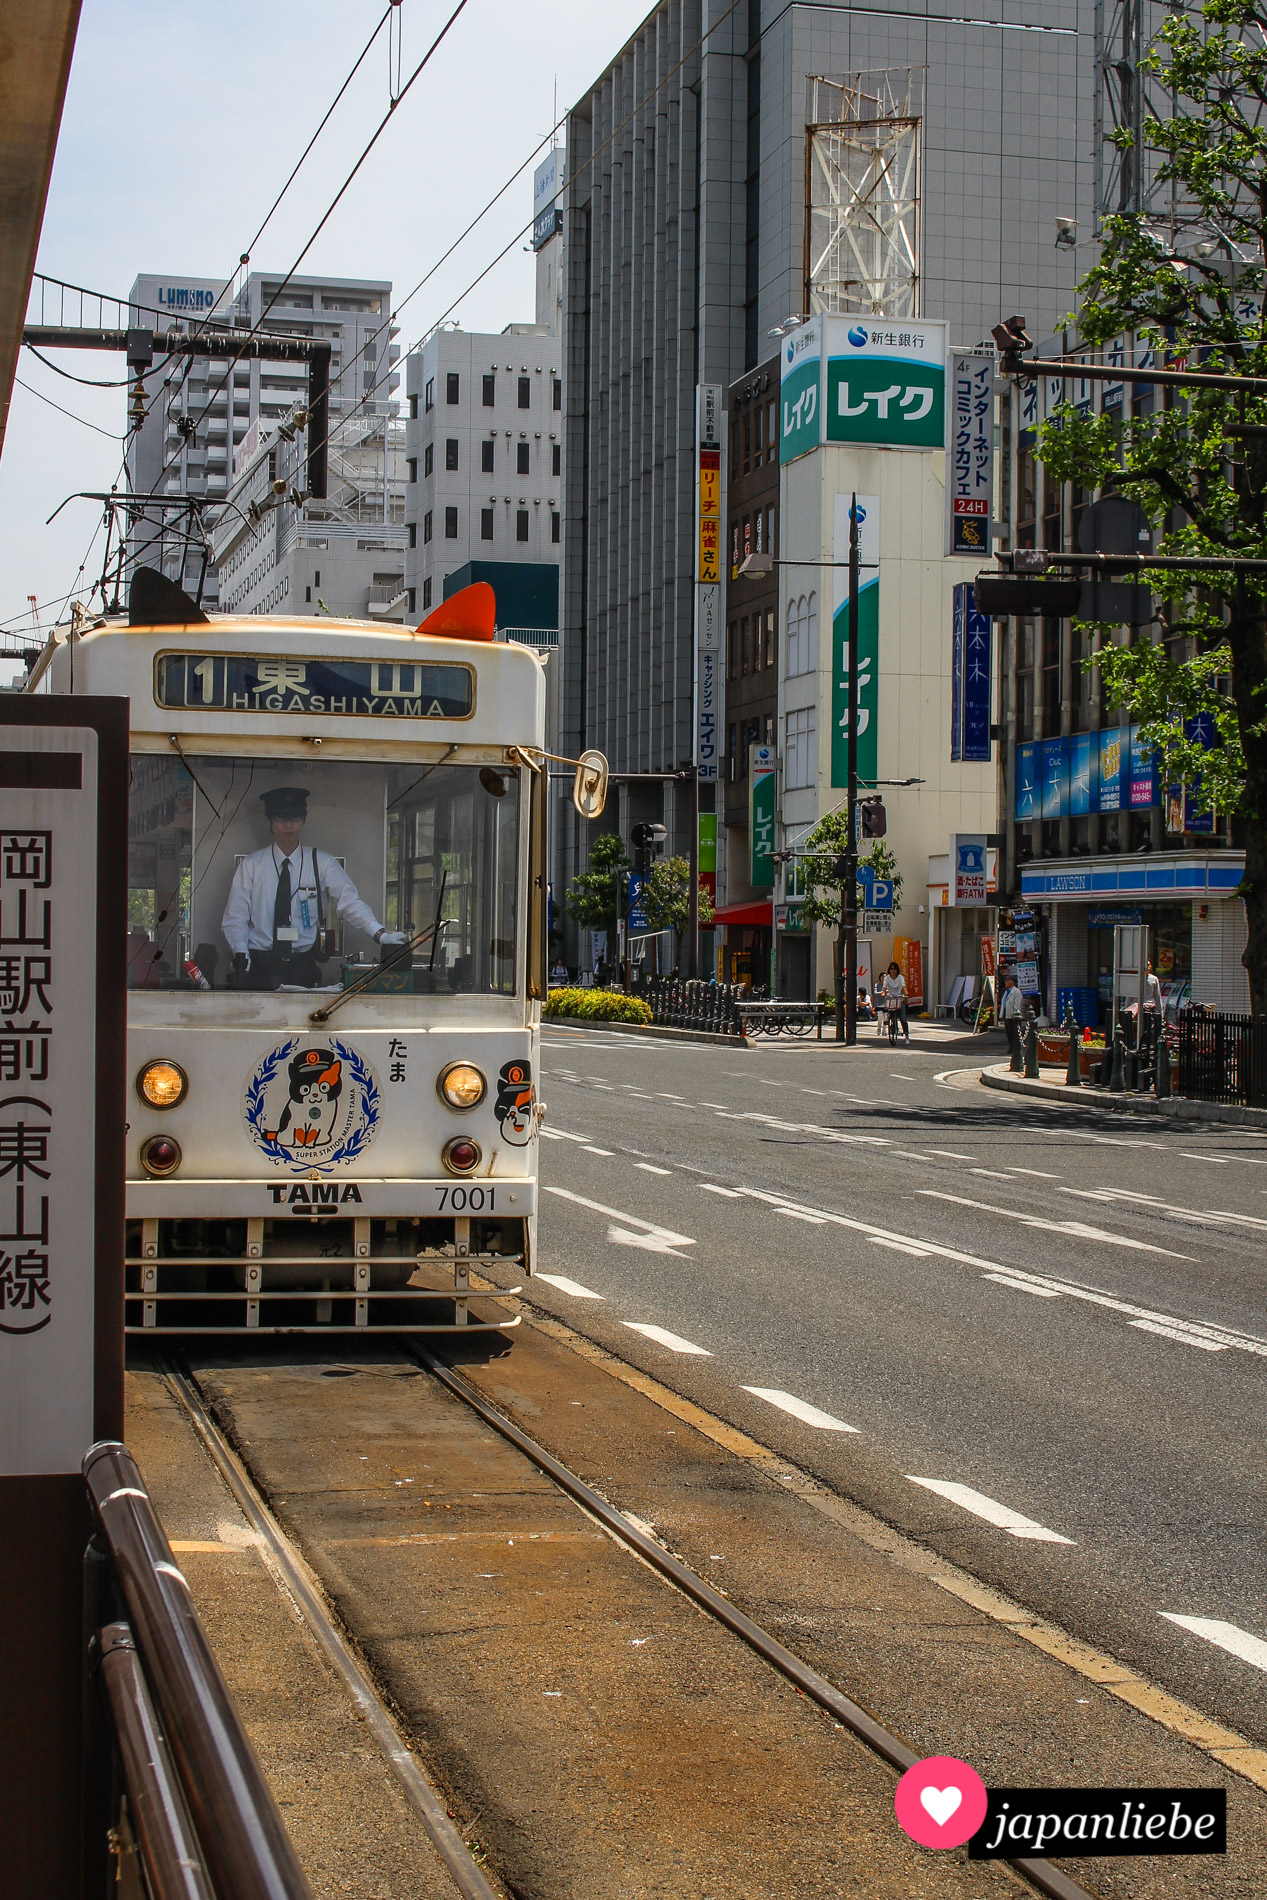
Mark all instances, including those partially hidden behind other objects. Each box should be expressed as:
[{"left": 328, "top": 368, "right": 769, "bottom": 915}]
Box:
[
  {"left": 140, "top": 1135, "right": 182, "bottom": 1177},
  {"left": 441, "top": 1137, "right": 482, "bottom": 1176},
  {"left": 415, "top": 581, "right": 496, "bottom": 642}
]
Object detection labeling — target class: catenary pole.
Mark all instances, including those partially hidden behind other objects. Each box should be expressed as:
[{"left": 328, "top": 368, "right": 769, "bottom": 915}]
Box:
[{"left": 845, "top": 494, "right": 860, "bottom": 1047}]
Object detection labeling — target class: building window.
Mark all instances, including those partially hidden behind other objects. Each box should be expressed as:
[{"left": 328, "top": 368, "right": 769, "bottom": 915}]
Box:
[
  {"left": 482, "top": 372, "right": 495, "bottom": 406},
  {"left": 445, "top": 506, "right": 458, "bottom": 538},
  {"left": 552, "top": 377, "right": 562, "bottom": 410},
  {"left": 754, "top": 402, "right": 764, "bottom": 467},
  {"left": 764, "top": 609, "right": 775, "bottom": 671},
  {"left": 786, "top": 592, "right": 818, "bottom": 677},
  {"left": 481, "top": 508, "right": 494, "bottom": 540},
  {"left": 516, "top": 509, "right": 529, "bottom": 541},
  {"left": 741, "top": 616, "right": 751, "bottom": 676},
  {"left": 516, "top": 441, "right": 530, "bottom": 474},
  {"left": 408, "top": 588, "right": 416, "bottom": 614},
  {"left": 517, "top": 375, "right": 530, "bottom": 408},
  {"left": 407, "top": 457, "right": 417, "bottom": 484},
  {"left": 481, "top": 439, "right": 495, "bottom": 472},
  {"left": 424, "top": 378, "right": 434, "bottom": 412},
  {"left": 446, "top": 372, "right": 460, "bottom": 404},
  {"left": 422, "top": 577, "right": 432, "bottom": 609},
  {"left": 407, "top": 522, "right": 416, "bottom": 548},
  {"left": 408, "top": 393, "right": 418, "bottom": 419},
  {"left": 727, "top": 619, "right": 737, "bottom": 681},
  {"left": 785, "top": 707, "right": 817, "bottom": 790},
  {"left": 445, "top": 438, "right": 459, "bottom": 471},
  {"left": 551, "top": 442, "right": 561, "bottom": 476},
  {"left": 423, "top": 511, "right": 433, "bottom": 544},
  {"left": 551, "top": 511, "right": 560, "bottom": 543},
  {"left": 727, "top": 721, "right": 738, "bottom": 781},
  {"left": 423, "top": 443, "right": 433, "bottom": 477}
]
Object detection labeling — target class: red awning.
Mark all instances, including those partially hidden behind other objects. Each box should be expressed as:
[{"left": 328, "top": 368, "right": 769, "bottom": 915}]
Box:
[{"left": 711, "top": 900, "right": 774, "bottom": 927}]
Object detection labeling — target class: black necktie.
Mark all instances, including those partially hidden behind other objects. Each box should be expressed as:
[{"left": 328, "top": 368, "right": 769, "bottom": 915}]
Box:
[{"left": 273, "top": 855, "right": 293, "bottom": 949}]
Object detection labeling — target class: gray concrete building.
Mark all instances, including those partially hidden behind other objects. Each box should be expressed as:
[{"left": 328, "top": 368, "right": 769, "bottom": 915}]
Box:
[
  {"left": 126, "top": 271, "right": 399, "bottom": 606},
  {"left": 556, "top": 0, "right": 1092, "bottom": 961}
]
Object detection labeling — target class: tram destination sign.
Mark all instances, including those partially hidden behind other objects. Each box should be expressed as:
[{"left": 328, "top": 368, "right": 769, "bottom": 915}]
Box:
[{"left": 157, "top": 652, "right": 475, "bottom": 718}]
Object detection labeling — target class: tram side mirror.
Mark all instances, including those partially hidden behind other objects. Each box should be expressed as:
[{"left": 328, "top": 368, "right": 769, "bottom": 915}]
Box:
[
  {"left": 573, "top": 749, "right": 609, "bottom": 819},
  {"left": 479, "top": 767, "right": 508, "bottom": 798}
]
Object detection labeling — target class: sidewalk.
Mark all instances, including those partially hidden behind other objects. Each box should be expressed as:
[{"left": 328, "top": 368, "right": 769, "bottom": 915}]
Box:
[{"left": 980, "top": 1060, "right": 1267, "bottom": 1129}]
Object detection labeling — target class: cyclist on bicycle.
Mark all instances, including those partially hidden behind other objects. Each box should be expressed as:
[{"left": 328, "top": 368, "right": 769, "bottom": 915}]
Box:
[{"left": 878, "top": 960, "right": 910, "bottom": 1043}]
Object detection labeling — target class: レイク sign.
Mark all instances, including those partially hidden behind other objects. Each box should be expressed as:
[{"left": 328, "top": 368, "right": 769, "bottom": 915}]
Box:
[
  {"left": 832, "top": 495, "right": 879, "bottom": 788},
  {"left": 780, "top": 318, "right": 822, "bottom": 464},
  {"left": 825, "top": 315, "right": 947, "bottom": 451},
  {"left": 750, "top": 745, "right": 776, "bottom": 888}
]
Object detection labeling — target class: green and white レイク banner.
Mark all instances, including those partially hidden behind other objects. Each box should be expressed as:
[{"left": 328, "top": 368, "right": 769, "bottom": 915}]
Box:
[
  {"left": 824, "top": 317, "right": 947, "bottom": 451},
  {"left": 831, "top": 494, "right": 879, "bottom": 788}
]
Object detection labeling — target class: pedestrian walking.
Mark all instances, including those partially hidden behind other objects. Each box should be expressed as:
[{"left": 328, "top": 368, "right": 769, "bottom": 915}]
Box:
[{"left": 999, "top": 969, "right": 1025, "bottom": 1061}]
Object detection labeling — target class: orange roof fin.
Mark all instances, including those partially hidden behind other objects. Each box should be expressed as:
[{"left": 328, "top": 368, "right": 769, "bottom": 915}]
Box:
[{"left": 415, "top": 581, "right": 496, "bottom": 642}]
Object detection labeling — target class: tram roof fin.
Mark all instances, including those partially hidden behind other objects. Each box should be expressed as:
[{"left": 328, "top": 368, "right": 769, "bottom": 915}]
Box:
[
  {"left": 415, "top": 581, "right": 496, "bottom": 643},
  {"left": 129, "top": 567, "right": 210, "bottom": 627}
]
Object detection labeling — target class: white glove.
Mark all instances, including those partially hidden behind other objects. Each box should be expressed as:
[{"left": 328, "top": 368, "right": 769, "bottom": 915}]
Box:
[{"left": 378, "top": 930, "right": 411, "bottom": 947}]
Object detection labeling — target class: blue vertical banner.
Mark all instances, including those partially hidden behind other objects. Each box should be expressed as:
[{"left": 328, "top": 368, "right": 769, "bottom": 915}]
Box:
[
  {"left": 962, "top": 601, "right": 992, "bottom": 761},
  {"left": 950, "top": 588, "right": 964, "bottom": 761},
  {"left": 1129, "top": 723, "right": 1159, "bottom": 808},
  {"left": 1041, "top": 736, "right": 1068, "bottom": 819},
  {"left": 1015, "top": 741, "right": 1038, "bottom": 820},
  {"left": 1068, "top": 731, "right": 1096, "bottom": 815},
  {"left": 1097, "top": 726, "right": 1125, "bottom": 812},
  {"left": 1184, "top": 713, "right": 1216, "bottom": 833}
]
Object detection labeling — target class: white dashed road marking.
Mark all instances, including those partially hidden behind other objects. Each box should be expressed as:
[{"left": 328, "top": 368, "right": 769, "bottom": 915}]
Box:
[
  {"left": 536, "top": 1274, "right": 604, "bottom": 1300},
  {"left": 622, "top": 1322, "right": 711, "bottom": 1356},
  {"left": 542, "top": 1184, "right": 695, "bottom": 1247},
  {"left": 777, "top": 1207, "right": 827, "bottom": 1224},
  {"left": 869, "top": 1236, "right": 932, "bottom": 1257},
  {"left": 906, "top": 1478, "right": 1075, "bottom": 1544},
  {"left": 635, "top": 1162, "right": 671, "bottom": 1175},
  {"left": 985, "top": 1273, "right": 1063, "bottom": 1298},
  {"left": 1161, "top": 1616, "right": 1267, "bottom": 1674},
  {"left": 700, "top": 1183, "right": 743, "bottom": 1198},
  {"left": 742, "top": 1388, "right": 859, "bottom": 1432},
  {"left": 1130, "top": 1319, "right": 1228, "bottom": 1352},
  {"left": 919, "top": 1189, "right": 1194, "bottom": 1260}
]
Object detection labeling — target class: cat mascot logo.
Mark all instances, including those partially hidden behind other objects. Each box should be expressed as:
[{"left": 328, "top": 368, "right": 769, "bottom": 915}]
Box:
[{"left": 243, "top": 1037, "right": 380, "bottom": 1173}]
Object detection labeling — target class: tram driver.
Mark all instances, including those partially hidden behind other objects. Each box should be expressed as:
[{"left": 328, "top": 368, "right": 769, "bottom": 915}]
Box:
[{"left": 222, "top": 785, "right": 407, "bottom": 989}]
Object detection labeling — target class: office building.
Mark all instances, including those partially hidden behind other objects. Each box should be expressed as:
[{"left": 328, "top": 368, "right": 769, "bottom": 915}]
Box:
[
  {"left": 402, "top": 325, "right": 562, "bottom": 633},
  {"left": 556, "top": 0, "right": 1091, "bottom": 984},
  {"left": 126, "top": 270, "right": 399, "bottom": 606}
]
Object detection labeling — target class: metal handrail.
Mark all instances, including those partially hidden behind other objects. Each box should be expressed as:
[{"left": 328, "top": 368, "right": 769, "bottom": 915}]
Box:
[
  {"left": 98, "top": 1623, "right": 214, "bottom": 1900},
  {"left": 84, "top": 1441, "right": 314, "bottom": 1900}
]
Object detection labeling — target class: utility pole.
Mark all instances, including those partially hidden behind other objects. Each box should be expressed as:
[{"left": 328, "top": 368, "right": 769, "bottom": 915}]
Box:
[{"left": 842, "top": 494, "right": 861, "bottom": 1046}]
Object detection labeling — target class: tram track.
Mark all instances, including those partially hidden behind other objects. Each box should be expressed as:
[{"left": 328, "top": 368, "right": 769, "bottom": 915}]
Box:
[{"left": 165, "top": 1345, "right": 1095, "bottom": 1900}]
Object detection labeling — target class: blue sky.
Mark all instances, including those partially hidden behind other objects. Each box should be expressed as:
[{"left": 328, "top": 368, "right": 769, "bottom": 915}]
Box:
[{"left": 1, "top": 0, "right": 650, "bottom": 644}]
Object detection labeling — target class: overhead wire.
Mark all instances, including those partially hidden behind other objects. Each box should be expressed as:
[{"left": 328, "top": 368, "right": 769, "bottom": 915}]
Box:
[{"left": 13, "top": 376, "right": 125, "bottom": 440}]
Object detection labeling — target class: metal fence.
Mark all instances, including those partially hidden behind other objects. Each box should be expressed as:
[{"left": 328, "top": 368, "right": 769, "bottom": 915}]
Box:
[
  {"left": 639, "top": 977, "right": 746, "bottom": 1036},
  {"left": 1176, "top": 1008, "right": 1267, "bottom": 1108},
  {"left": 84, "top": 1441, "right": 313, "bottom": 1900}
]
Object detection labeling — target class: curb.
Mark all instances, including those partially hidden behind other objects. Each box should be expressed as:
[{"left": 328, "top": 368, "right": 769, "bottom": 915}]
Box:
[
  {"left": 545, "top": 1015, "right": 750, "bottom": 1048},
  {"left": 979, "top": 1062, "right": 1267, "bottom": 1128}
]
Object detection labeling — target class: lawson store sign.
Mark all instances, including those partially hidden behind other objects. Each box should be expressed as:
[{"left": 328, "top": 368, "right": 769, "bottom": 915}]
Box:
[{"left": 782, "top": 314, "right": 948, "bottom": 463}]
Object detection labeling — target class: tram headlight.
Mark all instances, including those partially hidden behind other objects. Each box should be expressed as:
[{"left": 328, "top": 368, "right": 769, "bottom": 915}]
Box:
[
  {"left": 139, "top": 1135, "right": 183, "bottom": 1177},
  {"left": 137, "top": 1059, "right": 188, "bottom": 1110},
  {"left": 441, "top": 1137, "right": 482, "bottom": 1176},
  {"left": 437, "top": 1062, "right": 486, "bottom": 1111}
]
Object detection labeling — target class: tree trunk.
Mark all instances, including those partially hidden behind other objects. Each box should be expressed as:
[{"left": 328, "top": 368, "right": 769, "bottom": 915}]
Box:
[{"left": 1229, "top": 610, "right": 1267, "bottom": 1016}]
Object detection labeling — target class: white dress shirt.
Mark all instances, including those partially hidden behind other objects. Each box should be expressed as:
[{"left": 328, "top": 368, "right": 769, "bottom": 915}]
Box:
[{"left": 221, "top": 844, "right": 384, "bottom": 957}]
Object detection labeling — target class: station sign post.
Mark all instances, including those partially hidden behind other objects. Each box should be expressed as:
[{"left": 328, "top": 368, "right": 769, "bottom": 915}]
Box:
[{"left": 0, "top": 697, "right": 127, "bottom": 1896}]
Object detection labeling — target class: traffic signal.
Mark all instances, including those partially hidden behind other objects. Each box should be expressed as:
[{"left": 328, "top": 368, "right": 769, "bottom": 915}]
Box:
[
  {"left": 974, "top": 573, "right": 1081, "bottom": 617},
  {"left": 860, "top": 797, "right": 887, "bottom": 838},
  {"left": 631, "top": 822, "right": 667, "bottom": 856}
]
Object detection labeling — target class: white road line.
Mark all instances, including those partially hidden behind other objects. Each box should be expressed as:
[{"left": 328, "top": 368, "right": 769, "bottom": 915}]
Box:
[
  {"left": 918, "top": 1189, "right": 1193, "bottom": 1260},
  {"left": 969, "top": 1168, "right": 1015, "bottom": 1181},
  {"left": 742, "top": 1388, "right": 859, "bottom": 1432},
  {"left": 541, "top": 1184, "right": 695, "bottom": 1247},
  {"left": 536, "top": 1274, "right": 604, "bottom": 1300},
  {"left": 906, "top": 1478, "right": 1075, "bottom": 1544},
  {"left": 1009, "top": 1168, "right": 1062, "bottom": 1179},
  {"left": 654, "top": 1092, "right": 682, "bottom": 1099},
  {"left": 890, "top": 1150, "right": 936, "bottom": 1162},
  {"left": 583, "top": 1145, "right": 613, "bottom": 1156},
  {"left": 635, "top": 1162, "right": 671, "bottom": 1175},
  {"left": 1068, "top": 1130, "right": 1167, "bottom": 1152},
  {"left": 1130, "top": 1319, "right": 1228, "bottom": 1352},
  {"left": 622, "top": 1322, "right": 711, "bottom": 1356},
  {"left": 869, "top": 1236, "right": 932, "bottom": 1257},
  {"left": 985, "top": 1273, "right": 1063, "bottom": 1298},
  {"left": 1061, "top": 1185, "right": 1267, "bottom": 1234},
  {"left": 889, "top": 1073, "right": 917, "bottom": 1081},
  {"left": 777, "top": 1207, "right": 828, "bottom": 1224},
  {"left": 1183, "top": 1153, "right": 1229, "bottom": 1164},
  {"left": 1161, "top": 1616, "right": 1267, "bottom": 1674},
  {"left": 538, "top": 1128, "right": 563, "bottom": 1140},
  {"left": 701, "top": 1183, "right": 744, "bottom": 1197},
  {"left": 928, "top": 1149, "right": 976, "bottom": 1161}
]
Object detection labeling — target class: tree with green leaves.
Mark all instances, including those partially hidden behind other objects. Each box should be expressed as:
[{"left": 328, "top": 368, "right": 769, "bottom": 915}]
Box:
[
  {"left": 640, "top": 855, "right": 716, "bottom": 970},
  {"left": 1033, "top": 0, "right": 1267, "bottom": 1008},
  {"left": 564, "top": 832, "right": 629, "bottom": 943},
  {"left": 798, "top": 812, "right": 903, "bottom": 1025}
]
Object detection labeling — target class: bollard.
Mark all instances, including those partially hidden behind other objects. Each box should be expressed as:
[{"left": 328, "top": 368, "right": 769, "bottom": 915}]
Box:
[
  {"left": 1008, "top": 1015, "right": 1024, "bottom": 1072},
  {"left": 1156, "top": 1030, "right": 1172, "bottom": 1098},
  {"left": 1023, "top": 1016, "right": 1041, "bottom": 1079},
  {"left": 1137, "top": 1017, "right": 1154, "bottom": 1093},
  {"left": 1064, "top": 1003, "right": 1081, "bottom": 1088},
  {"left": 1108, "top": 1023, "right": 1126, "bottom": 1092}
]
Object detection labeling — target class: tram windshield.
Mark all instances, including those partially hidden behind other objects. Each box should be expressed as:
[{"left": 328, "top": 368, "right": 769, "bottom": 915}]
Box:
[{"left": 127, "top": 755, "right": 520, "bottom": 995}]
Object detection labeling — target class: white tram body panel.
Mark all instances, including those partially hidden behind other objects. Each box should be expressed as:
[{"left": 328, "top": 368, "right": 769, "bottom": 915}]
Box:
[{"left": 45, "top": 615, "right": 547, "bottom": 1335}]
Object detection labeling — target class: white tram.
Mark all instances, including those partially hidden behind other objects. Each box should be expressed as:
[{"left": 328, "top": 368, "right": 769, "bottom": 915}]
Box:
[{"left": 40, "top": 575, "right": 594, "bottom": 1337}]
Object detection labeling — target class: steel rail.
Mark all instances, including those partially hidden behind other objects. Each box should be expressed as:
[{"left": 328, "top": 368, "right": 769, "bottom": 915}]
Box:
[
  {"left": 408, "top": 1346, "right": 1096, "bottom": 1900},
  {"left": 162, "top": 1362, "right": 504, "bottom": 1900},
  {"left": 98, "top": 1622, "right": 214, "bottom": 1900},
  {"left": 83, "top": 1442, "right": 314, "bottom": 1900}
]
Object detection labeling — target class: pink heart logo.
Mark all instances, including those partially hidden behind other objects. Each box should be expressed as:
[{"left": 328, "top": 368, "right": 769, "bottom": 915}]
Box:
[{"left": 894, "top": 1755, "right": 987, "bottom": 1849}]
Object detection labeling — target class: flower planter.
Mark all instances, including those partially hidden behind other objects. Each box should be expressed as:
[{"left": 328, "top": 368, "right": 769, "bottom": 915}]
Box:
[{"left": 1036, "top": 1031, "right": 1070, "bottom": 1066}]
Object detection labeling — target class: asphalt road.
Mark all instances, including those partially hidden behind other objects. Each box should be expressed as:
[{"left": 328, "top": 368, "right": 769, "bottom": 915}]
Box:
[{"left": 524, "top": 1021, "right": 1267, "bottom": 1752}]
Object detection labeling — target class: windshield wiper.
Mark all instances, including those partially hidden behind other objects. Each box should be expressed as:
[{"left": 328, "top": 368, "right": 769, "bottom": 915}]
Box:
[{"left": 309, "top": 873, "right": 450, "bottom": 1024}]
